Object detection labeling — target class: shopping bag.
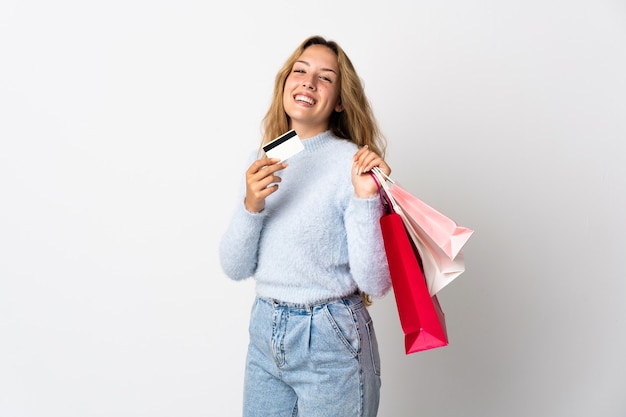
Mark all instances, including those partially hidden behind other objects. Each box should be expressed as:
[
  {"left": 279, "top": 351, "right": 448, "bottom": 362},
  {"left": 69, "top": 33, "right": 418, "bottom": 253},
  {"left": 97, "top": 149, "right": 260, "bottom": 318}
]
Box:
[
  {"left": 386, "top": 177, "right": 474, "bottom": 260},
  {"left": 372, "top": 167, "right": 474, "bottom": 295},
  {"left": 372, "top": 173, "right": 448, "bottom": 354}
]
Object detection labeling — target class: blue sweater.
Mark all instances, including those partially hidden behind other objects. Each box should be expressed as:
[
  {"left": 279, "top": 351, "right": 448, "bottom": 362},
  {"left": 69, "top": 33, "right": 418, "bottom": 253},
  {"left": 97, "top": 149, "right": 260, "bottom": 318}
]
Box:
[{"left": 219, "top": 130, "right": 391, "bottom": 305}]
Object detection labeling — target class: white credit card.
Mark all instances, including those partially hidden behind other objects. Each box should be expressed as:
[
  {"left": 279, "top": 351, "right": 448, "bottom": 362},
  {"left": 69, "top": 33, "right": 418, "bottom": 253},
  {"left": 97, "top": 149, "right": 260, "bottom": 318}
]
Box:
[{"left": 262, "top": 130, "right": 303, "bottom": 162}]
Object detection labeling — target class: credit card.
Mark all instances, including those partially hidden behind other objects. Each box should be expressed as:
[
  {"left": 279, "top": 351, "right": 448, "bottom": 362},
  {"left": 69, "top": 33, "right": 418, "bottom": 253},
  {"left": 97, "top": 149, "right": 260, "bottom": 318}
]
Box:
[{"left": 262, "top": 130, "right": 303, "bottom": 162}]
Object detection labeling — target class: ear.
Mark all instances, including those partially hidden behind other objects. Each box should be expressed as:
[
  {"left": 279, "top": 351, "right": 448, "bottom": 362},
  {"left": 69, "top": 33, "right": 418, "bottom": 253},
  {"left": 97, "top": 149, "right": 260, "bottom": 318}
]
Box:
[{"left": 334, "top": 98, "right": 343, "bottom": 113}]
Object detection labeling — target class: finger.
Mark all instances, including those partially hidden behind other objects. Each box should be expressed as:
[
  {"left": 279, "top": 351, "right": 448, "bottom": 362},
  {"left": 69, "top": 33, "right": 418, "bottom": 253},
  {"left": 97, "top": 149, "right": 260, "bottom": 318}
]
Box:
[
  {"left": 256, "top": 173, "right": 282, "bottom": 190},
  {"left": 250, "top": 182, "right": 280, "bottom": 200},
  {"left": 247, "top": 173, "right": 282, "bottom": 197},
  {"left": 245, "top": 182, "right": 280, "bottom": 212},
  {"left": 247, "top": 160, "right": 284, "bottom": 186},
  {"left": 377, "top": 160, "right": 391, "bottom": 176},
  {"left": 362, "top": 155, "right": 383, "bottom": 174},
  {"left": 354, "top": 152, "right": 380, "bottom": 175},
  {"left": 245, "top": 173, "right": 282, "bottom": 211},
  {"left": 353, "top": 148, "right": 369, "bottom": 172},
  {"left": 352, "top": 145, "right": 369, "bottom": 162},
  {"left": 248, "top": 161, "right": 287, "bottom": 183},
  {"left": 248, "top": 157, "right": 281, "bottom": 174}
]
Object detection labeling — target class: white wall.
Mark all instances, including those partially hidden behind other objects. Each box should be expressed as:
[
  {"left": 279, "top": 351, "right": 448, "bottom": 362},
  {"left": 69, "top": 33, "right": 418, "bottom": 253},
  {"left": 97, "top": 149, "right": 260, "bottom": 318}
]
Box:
[{"left": 1, "top": 1, "right": 624, "bottom": 416}]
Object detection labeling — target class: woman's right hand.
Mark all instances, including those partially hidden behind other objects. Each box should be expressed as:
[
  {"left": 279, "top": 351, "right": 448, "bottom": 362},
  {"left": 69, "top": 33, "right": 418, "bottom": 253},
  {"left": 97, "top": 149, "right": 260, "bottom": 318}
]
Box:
[{"left": 244, "top": 158, "right": 287, "bottom": 213}]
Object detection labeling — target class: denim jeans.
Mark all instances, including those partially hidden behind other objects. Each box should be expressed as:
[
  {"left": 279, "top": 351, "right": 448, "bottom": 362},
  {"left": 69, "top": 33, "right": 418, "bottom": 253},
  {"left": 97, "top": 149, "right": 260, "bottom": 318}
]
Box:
[{"left": 242, "top": 292, "right": 382, "bottom": 417}]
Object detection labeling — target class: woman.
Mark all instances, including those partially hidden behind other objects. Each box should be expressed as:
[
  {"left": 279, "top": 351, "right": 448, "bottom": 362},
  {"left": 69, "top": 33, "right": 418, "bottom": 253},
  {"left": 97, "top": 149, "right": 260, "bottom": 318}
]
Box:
[{"left": 219, "top": 35, "right": 392, "bottom": 417}]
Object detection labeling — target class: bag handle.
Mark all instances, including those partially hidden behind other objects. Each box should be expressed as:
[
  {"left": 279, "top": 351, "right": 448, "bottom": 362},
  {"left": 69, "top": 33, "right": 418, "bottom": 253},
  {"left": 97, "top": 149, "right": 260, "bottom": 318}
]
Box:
[
  {"left": 370, "top": 168, "right": 394, "bottom": 215},
  {"left": 372, "top": 166, "right": 394, "bottom": 185},
  {"left": 369, "top": 171, "right": 385, "bottom": 214},
  {"left": 371, "top": 167, "right": 402, "bottom": 214}
]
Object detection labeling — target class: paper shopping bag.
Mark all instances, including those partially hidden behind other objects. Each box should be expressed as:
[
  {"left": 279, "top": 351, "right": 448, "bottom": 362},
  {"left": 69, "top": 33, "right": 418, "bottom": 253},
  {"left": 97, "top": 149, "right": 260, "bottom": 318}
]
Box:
[
  {"left": 371, "top": 171, "right": 448, "bottom": 353},
  {"left": 402, "top": 211, "right": 467, "bottom": 295},
  {"left": 379, "top": 210, "right": 449, "bottom": 354},
  {"left": 371, "top": 167, "right": 474, "bottom": 295},
  {"left": 387, "top": 181, "right": 474, "bottom": 260}
]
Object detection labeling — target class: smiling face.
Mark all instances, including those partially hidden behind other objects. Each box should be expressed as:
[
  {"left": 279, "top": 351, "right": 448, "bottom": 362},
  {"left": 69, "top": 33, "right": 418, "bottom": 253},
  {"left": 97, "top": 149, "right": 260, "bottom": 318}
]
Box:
[{"left": 282, "top": 44, "right": 343, "bottom": 139}]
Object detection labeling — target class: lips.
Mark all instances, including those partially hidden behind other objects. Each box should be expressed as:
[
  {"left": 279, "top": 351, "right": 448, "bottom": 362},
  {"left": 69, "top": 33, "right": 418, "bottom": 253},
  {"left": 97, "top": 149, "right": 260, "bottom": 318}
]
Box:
[{"left": 294, "top": 94, "right": 316, "bottom": 105}]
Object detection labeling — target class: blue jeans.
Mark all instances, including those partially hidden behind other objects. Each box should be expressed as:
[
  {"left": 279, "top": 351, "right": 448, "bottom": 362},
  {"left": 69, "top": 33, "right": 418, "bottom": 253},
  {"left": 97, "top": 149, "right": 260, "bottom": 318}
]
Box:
[{"left": 243, "top": 292, "right": 382, "bottom": 417}]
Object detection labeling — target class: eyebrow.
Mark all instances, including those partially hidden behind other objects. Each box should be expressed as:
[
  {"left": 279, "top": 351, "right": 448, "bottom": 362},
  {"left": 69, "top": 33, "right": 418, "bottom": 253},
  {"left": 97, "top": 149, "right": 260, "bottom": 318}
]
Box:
[{"left": 295, "top": 60, "right": 337, "bottom": 74}]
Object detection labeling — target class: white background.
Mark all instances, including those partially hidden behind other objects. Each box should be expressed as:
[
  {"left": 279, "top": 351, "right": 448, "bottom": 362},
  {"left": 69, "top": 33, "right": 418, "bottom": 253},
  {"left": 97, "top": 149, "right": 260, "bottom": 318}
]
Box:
[{"left": 1, "top": 1, "right": 625, "bottom": 416}]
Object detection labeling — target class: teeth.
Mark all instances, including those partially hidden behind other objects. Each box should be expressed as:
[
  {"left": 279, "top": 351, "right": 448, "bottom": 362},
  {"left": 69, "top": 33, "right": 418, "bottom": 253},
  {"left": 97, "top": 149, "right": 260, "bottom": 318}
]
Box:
[{"left": 295, "top": 95, "right": 314, "bottom": 105}]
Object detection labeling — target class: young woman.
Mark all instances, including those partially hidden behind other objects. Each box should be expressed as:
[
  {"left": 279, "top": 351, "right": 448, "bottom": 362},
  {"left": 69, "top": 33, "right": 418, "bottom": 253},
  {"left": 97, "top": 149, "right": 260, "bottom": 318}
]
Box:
[{"left": 219, "top": 35, "right": 392, "bottom": 417}]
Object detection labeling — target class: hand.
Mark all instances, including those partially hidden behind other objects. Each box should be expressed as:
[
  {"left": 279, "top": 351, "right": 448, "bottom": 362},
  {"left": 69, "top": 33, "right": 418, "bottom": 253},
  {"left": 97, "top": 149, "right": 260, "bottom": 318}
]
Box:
[
  {"left": 244, "top": 158, "right": 287, "bottom": 213},
  {"left": 352, "top": 145, "right": 391, "bottom": 198}
]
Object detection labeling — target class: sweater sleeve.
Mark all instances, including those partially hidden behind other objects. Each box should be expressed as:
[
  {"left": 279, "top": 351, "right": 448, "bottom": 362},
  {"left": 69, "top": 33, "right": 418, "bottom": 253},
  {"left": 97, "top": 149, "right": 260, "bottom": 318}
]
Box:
[
  {"left": 344, "top": 195, "right": 392, "bottom": 298},
  {"left": 219, "top": 151, "right": 266, "bottom": 281},
  {"left": 219, "top": 201, "right": 266, "bottom": 280}
]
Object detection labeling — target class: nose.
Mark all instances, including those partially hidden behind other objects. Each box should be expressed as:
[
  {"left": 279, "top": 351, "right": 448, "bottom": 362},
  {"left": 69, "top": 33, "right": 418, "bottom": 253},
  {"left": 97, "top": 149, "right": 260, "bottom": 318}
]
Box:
[{"left": 302, "top": 76, "right": 316, "bottom": 90}]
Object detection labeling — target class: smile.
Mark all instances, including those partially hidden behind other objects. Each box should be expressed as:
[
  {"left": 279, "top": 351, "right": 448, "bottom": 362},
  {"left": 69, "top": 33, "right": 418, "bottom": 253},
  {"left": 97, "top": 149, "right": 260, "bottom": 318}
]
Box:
[{"left": 294, "top": 94, "right": 316, "bottom": 105}]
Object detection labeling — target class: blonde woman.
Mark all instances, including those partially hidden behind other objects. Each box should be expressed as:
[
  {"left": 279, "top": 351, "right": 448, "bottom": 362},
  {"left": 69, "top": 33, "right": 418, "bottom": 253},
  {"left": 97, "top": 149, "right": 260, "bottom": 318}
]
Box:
[{"left": 219, "top": 35, "right": 392, "bottom": 417}]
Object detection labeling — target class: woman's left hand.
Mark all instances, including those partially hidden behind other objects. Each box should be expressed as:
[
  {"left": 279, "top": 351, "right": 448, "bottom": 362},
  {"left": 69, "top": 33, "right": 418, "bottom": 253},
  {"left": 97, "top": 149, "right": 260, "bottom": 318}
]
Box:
[{"left": 352, "top": 145, "right": 391, "bottom": 198}]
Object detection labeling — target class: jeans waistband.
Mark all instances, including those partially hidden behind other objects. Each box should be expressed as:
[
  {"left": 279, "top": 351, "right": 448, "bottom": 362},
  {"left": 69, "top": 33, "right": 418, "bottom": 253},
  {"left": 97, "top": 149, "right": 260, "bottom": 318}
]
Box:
[{"left": 258, "top": 291, "right": 363, "bottom": 313}]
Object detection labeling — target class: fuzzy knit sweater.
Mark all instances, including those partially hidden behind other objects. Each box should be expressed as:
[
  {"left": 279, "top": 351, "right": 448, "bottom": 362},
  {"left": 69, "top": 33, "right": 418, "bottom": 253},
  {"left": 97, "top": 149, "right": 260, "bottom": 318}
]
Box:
[{"left": 219, "top": 130, "right": 391, "bottom": 305}]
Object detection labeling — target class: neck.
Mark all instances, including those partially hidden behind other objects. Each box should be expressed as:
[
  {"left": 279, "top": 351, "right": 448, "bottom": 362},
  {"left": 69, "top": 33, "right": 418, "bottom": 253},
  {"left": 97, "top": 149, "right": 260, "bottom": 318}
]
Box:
[{"left": 290, "top": 124, "right": 329, "bottom": 140}]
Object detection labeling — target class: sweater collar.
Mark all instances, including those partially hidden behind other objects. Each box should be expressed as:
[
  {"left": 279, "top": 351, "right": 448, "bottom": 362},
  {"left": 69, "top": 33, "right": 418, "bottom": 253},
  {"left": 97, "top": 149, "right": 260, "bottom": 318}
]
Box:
[{"left": 301, "top": 130, "right": 339, "bottom": 153}]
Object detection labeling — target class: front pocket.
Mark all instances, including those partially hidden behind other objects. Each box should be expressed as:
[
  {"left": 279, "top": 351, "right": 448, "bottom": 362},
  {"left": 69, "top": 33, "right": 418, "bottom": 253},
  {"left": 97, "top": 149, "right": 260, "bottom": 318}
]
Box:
[{"left": 323, "top": 303, "right": 359, "bottom": 358}]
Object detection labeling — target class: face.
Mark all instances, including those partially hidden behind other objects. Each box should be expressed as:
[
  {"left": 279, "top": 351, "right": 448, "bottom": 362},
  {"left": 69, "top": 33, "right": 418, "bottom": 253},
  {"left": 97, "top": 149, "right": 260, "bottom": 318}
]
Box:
[{"left": 282, "top": 44, "right": 343, "bottom": 138}]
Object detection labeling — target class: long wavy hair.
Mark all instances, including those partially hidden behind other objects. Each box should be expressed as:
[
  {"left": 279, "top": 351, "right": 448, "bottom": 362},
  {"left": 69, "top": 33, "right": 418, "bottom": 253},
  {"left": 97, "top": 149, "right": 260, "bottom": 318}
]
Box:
[{"left": 260, "top": 35, "right": 386, "bottom": 159}]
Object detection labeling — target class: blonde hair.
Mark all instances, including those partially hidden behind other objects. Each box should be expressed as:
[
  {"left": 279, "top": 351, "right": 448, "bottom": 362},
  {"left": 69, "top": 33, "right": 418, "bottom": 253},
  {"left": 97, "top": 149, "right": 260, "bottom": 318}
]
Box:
[{"left": 260, "top": 35, "right": 386, "bottom": 158}]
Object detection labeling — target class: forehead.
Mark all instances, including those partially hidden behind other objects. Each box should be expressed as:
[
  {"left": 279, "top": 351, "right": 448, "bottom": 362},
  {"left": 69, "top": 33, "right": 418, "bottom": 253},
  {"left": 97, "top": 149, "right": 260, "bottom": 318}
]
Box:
[{"left": 296, "top": 44, "right": 339, "bottom": 70}]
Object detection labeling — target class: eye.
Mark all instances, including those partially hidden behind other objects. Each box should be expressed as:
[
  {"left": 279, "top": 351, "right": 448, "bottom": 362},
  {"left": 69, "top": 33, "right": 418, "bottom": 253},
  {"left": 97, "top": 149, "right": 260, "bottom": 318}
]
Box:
[
  {"left": 293, "top": 68, "right": 305, "bottom": 74},
  {"left": 320, "top": 75, "right": 332, "bottom": 82}
]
